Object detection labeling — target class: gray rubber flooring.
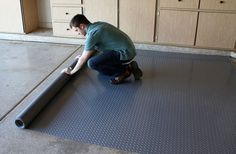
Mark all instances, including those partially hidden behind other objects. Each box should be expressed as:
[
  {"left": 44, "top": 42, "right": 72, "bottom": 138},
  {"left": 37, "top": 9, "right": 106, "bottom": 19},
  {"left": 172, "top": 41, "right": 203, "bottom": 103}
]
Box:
[{"left": 29, "top": 50, "right": 236, "bottom": 154}]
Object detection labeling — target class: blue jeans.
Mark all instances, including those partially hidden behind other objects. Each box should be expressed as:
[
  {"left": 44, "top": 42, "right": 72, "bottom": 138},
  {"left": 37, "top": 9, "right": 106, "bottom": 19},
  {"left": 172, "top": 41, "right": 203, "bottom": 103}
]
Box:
[{"left": 87, "top": 51, "right": 131, "bottom": 76}]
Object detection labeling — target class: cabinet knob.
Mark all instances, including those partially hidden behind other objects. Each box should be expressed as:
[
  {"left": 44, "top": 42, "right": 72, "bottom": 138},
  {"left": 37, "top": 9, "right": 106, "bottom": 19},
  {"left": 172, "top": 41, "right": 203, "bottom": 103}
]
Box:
[
  {"left": 65, "top": 12, "right": 69, "bottom": 15},
  {"left": 66, "top": 28, "right": 70, "bottom": 31},
  {"left": 220, "top": 1, "right": 224, "bottom": 4},
  {"left": 178, "top": 0, "right": 182, "bottom": 2}
]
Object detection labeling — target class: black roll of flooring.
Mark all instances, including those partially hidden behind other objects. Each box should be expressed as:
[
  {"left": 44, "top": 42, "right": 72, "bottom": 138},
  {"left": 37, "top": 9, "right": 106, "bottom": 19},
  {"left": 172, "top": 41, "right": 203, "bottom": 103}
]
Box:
[{"left": 15, "top": 60, "right": 78, "bottom": 128}]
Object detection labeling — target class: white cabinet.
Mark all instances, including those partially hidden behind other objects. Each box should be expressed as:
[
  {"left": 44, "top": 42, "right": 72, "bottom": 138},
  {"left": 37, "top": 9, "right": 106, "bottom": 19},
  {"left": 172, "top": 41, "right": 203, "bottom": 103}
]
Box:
[
  {"left": 50, "top": 0, "right": 117, "bottom": 37},
  {"left": 50, "top": 0, "right": 83, "bottom": 37},
  {"left": 47, "top": 0, "right": 236, "bottom": 50}
]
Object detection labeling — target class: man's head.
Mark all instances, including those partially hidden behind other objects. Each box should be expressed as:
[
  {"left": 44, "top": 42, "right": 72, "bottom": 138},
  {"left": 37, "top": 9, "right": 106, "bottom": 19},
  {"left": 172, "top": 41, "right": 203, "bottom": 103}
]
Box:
[{"left": 70, "top": 14, "right": 91, "bottom": 36}]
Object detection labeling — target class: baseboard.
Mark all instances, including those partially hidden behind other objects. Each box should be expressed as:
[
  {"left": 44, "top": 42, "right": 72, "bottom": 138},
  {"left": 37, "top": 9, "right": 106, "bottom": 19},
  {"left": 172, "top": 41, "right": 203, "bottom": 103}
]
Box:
[{"left": 0, "top": 31, "right": 232, "bottom": 57}]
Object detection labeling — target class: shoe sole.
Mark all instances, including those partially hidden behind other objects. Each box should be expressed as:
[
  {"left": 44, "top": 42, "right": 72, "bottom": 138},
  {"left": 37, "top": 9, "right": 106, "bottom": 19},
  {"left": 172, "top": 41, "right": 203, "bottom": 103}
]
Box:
[
  {"left": 130, "top": 61, "right": 143, "bottom": 80},
  {"left": 110, "top": 72, "right": 131, "bottom": 84}
]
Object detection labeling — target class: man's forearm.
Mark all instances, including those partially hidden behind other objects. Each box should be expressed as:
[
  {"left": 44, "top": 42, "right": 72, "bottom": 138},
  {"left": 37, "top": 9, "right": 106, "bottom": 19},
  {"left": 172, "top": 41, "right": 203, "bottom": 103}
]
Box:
[
  {"left": 70, "top": 57, "right": 86, "bottom": 74},
  {"left": 66, "top": 50, "right": 95, "bottom": 75}
]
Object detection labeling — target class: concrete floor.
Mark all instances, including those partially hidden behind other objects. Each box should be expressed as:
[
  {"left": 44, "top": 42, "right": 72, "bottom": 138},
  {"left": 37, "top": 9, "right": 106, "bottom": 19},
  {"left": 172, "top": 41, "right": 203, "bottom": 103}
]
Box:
[{"left": 0, "top": 40, "right": 132, "bottom": 154}]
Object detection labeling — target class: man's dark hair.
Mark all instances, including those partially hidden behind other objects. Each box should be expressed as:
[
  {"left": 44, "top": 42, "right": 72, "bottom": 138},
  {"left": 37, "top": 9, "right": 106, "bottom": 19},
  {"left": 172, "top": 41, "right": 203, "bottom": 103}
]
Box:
[{"left": 70, "top": 14, "right": 91, "bottom": 28}]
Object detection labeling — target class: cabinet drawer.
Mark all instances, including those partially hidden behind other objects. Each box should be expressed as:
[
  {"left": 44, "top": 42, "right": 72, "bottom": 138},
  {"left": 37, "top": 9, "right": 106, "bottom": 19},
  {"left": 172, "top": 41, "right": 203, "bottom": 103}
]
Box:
[
  {"left": 200, "top": 0, "right": 236, "bottom": 11},
  {"left": 52, "top": 22, "right": 84, "bottom": 37},
  {"left": 52, "top": 6, "right": 82, "bottom": 21},
  {"left": 51, "top": 0, "right": 82, "bottom": 5},
  {"left": 159, "top": 0, "right": 199, "bottom": 9}
]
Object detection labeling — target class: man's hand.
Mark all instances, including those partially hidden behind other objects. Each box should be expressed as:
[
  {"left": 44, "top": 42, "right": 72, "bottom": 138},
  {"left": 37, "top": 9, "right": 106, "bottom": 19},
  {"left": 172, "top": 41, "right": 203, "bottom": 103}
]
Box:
[
  {"left": 75, "top": 54, "right": 81, "bottom": 60},
  {"left": 61, "top": 67, "right": 73, "bottom": 75},
  {"left": 61, "top": 50, "right": 94, "bottom": 75},
  {"left": 61, "top": 54, "right": 81, "bottom": 75}
]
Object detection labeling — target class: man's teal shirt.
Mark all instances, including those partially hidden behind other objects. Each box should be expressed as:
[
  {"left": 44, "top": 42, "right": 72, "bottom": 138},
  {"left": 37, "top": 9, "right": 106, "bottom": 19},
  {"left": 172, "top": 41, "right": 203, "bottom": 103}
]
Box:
[{"left": 84, "top": 22, "right": 136, "bottom": 61}]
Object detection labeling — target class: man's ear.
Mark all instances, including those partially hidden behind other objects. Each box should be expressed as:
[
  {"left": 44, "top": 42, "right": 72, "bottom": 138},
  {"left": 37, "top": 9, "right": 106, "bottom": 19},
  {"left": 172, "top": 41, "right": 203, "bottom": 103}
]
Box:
[{"left": 79, "top": 24, "right": 85, "bottom": 30}]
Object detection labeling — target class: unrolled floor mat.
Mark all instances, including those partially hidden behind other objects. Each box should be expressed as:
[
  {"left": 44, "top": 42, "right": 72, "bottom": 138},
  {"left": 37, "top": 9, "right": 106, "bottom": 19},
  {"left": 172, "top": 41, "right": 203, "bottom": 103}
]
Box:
[{"left": 23, "top": 50, "right": 236, "bottom": 154}]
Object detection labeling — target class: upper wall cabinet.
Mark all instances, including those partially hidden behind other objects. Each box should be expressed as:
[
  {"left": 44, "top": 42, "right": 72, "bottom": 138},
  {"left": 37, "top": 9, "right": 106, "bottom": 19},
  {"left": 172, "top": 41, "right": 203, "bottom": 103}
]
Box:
[
  {"left": 0, "top": 0, "right": 24, "bottom": 33},
  {"left": 84, "top": 0, "right": 118, "bottom": 27},
  {"left": 119, "top": 0, "right": 156, "bottom": 43},
  {"left": 0, "top": 0, "right": 38, "bottom": 33},
  {"left": 159, "top": 0, "right": 200, "bottom": 9}
]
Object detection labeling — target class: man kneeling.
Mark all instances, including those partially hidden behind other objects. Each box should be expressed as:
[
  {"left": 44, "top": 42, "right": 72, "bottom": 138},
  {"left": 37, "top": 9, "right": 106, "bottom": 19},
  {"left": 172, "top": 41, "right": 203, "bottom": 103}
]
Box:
[{"left": 62, "top": 14, "right": 142, "bottom": 84}]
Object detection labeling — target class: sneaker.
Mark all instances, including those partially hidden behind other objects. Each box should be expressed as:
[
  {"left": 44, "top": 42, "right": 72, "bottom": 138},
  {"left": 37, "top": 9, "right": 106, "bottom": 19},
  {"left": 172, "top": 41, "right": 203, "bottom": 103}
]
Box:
[
  {"left": 110, "top": 67, "right": 131, "bottom": 84},
  {"left": 129, "top": 61, "right": 143, "bottom": 80}
]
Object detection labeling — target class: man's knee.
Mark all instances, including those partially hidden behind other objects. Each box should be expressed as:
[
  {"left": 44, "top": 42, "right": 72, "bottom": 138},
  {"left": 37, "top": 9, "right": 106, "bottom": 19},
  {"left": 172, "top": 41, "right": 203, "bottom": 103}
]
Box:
[{"left": 87, "top": 58, "right": 97, "bottom": 69}]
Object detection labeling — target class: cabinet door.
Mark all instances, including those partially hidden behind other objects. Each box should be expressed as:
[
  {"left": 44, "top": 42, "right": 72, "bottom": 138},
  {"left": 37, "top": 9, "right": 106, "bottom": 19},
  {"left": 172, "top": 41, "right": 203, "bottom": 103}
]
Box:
[
  {"left": 0, "top": 0, "right": 24, "bottom": 33},
  {"left": 157, "top": 10, "right": 198, "bottom": 45},
  {"left": 196, "top": 12, "right": 236, "bottom": 49},
  {"left": 119, "top": 0, "right": 156, "bottom": 42},
  {"left": 22, "top": 0, "right": 39, "bottom": 33},
  {"left": 84, "top": 0, "right": 117, "bottom": 27}
]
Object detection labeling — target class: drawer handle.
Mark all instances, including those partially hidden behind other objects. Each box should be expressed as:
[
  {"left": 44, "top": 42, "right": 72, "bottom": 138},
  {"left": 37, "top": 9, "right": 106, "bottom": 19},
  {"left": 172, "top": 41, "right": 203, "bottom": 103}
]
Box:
[
  {"left": 178, "top": 0, "right": 182, "bottom": 2},
  {"left": 66, "top": 28, "right": 70, "bottom": 31},
  {"left": 65, "top": 12, "right": 69, "bottom": 15},
  {"left": 220, "top": 1, "right": 224, "bottom": 3}
]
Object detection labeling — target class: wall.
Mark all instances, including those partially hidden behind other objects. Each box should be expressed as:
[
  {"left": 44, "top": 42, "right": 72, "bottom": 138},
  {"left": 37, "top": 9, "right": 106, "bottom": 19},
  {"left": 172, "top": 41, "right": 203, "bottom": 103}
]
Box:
[
  {"left": 0, "top": 0, "right": 24, "bottom": 33},
  {"left": 37, "top": 0, "right": 52, "bottom": 28}
]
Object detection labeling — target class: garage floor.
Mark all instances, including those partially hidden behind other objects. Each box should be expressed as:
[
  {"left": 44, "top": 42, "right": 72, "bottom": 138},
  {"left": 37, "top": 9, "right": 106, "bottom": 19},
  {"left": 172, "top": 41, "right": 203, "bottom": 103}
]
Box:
[{"left": 0, "top": 40, "right": 235, "bottom": 154}]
